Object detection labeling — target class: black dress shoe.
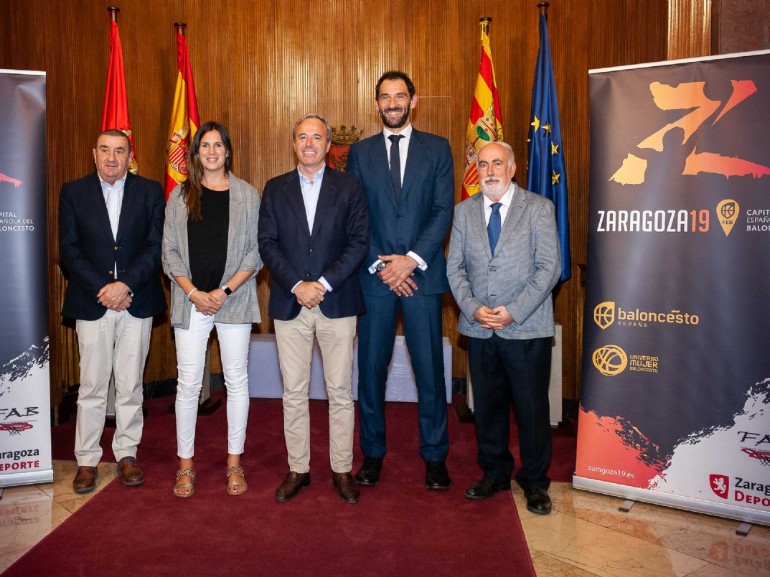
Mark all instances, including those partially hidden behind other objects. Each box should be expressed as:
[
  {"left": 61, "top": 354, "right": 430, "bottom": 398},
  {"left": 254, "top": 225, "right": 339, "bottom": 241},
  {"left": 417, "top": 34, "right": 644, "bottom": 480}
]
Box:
[
  {"left": 355, "top": 456, "right": 383, "bottom": 486},
  {"left": 333, "top": 472, "right": 360, "bottom": 504},
  {"left": 425, "top": 460, "right": 451, "bottom": 490},
  {"left": 275, "top": 471, "right": 311, "bottom": 502},
  {"left": 465, "top": 478, "right": 510, "bottom": 500},
  {"left": 523, "top": 487, "right": 552, "bottom": 514}
]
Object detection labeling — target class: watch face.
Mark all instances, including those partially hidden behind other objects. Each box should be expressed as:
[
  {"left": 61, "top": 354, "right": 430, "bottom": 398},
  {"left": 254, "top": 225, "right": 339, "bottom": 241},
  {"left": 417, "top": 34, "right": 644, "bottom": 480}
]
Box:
[{"left": 223, "top": 286, "right": 232, "bottom": 295}]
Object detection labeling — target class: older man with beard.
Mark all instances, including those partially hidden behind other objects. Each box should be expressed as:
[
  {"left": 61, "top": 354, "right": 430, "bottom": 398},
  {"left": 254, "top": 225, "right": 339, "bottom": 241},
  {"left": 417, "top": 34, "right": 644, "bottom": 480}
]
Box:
[{"left": 446, "top": 141, "right": 560, "bottom": 514}]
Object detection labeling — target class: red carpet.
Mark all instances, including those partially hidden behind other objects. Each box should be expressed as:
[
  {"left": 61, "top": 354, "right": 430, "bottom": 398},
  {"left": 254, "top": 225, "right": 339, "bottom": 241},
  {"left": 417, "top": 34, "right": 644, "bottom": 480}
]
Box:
[{"left": 7, "top": 394, "right": 576, "bottom": 577}]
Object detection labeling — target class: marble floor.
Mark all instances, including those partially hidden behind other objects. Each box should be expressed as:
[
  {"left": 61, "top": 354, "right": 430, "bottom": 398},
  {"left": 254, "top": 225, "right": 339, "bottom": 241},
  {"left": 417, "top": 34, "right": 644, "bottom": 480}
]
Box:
[{"left": 1, "top": 462, "right": 768, "bottom": 576}]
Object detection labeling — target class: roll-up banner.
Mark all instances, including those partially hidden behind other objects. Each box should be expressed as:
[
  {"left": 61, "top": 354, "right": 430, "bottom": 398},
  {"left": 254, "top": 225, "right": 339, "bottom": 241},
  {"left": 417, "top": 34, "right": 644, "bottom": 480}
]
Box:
[
  {"left": 576, "top": 50, "right": 770, "bottom": 526},
  {"left": 0, "top": 70, "right": 51, "bottom": 487}
]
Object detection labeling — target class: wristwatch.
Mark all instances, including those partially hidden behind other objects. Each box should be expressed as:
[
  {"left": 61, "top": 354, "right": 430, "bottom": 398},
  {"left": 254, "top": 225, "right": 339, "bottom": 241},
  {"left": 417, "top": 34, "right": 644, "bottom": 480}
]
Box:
[{"left": 221, "top": 285, "right": 233, "bottom": 296}]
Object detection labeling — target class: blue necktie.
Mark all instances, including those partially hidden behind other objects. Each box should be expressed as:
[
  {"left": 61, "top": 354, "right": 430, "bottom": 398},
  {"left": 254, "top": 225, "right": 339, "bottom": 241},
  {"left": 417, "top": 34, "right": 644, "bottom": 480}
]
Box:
[
  {"left": 388, "top": 134, "right": 403, "bottom": 200},
  {"left": 488, "top": 202, "right": 502, "bottom": 254}
]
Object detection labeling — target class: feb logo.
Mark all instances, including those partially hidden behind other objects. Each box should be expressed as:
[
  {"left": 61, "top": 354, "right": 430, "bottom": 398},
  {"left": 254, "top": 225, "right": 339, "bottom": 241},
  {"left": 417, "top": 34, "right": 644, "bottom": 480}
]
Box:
[
  {"left": 716, "top": 199, "right": 739, "bottom": 237},
  {"left": 710, "top": 474, "right": 729, "bottom": 499}
]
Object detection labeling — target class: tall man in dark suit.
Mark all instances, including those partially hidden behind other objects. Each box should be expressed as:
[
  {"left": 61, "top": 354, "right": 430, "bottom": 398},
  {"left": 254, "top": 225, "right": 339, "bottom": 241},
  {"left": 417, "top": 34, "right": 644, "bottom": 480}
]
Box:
[
  {"left": 259, "top": 114, "right": 369, "bottom": 504},
  {"left": 347, "top": 71, "right": 455, "bottom": 490},
  {"left": 447, "top": 141, "right": 560, "bottom": 514},
  {"left": 59, "top": 129, "right": 166, "bottom": 494}
]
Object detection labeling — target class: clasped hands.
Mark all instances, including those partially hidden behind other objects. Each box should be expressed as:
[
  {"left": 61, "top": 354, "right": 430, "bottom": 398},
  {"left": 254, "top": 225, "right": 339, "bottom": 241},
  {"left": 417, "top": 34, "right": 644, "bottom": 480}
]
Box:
[
  {"left": 295, "top": 281, "right": 326, "bottom": 309},
  {"left": 473, "top": 305, "right": 514, "bottom": 331},
  {"left": 98, "top": 281, "right": 132, "bottom": 311},
  {"left": 377, "top": 254, "right": 418, "bottom": 297},
  {"left": 190, "top": 287, "right": 228, "bottom": 316}
]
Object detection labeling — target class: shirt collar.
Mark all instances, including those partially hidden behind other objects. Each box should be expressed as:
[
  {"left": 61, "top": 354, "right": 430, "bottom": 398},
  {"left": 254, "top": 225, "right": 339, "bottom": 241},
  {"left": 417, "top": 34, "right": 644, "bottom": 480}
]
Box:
[
  {"left": 297, "top": 163, "right": 326, "bottom": 185},
  {"left": 383, "top": 123, "right": 413, "bottom": 141},
  {"left": 483, "top": 182, "right": 515, "bottom": 209},
  {"left": 97, "top": 173, "right": 127, "bottom": 190}
]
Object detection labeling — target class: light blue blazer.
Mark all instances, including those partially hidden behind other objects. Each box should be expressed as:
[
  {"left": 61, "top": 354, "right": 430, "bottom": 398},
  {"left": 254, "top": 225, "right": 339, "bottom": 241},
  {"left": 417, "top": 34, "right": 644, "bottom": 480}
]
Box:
[{"left": 447, "top": 184, "right": 560, "bottom": 340}]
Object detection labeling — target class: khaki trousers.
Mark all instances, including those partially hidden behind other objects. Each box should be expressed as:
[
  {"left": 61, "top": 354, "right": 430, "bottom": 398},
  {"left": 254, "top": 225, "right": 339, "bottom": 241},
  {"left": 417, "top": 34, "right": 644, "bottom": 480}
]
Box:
[
  {"left": 274, "top": 307, "right": 356, "bottom": 473},
  {"left": 74, "top": 310, "right": 152, "bottom": 466}
]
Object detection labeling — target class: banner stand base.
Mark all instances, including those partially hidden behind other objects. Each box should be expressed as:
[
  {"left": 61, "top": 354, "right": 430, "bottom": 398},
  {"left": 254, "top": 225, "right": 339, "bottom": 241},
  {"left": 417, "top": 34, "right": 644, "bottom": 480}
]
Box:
[
  {"left": 736, "top": 522, "right": 753, "bottom": 537},
  {"left": 573, "top": 474, "right": 770, "bottom": 528},
  {"left": 0, "top": 469, "right": 54, "bottom": 488}
]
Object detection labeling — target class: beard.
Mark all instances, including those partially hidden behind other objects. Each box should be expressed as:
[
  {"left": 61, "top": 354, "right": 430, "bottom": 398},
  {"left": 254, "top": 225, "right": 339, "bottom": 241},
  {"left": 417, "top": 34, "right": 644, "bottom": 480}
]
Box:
[
  {"left": 379, "top": 104, "right": 411, "bottom": 129},
  {"left": 480, "top": 176, "right": 510, "bottom": 199}
]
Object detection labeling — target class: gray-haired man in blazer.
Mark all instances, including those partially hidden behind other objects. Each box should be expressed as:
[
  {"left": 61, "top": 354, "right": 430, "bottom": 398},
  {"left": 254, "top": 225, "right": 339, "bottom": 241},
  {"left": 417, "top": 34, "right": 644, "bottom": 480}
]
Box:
[{"left": 447, "top": 141, "right": 560, "bottom": 514}]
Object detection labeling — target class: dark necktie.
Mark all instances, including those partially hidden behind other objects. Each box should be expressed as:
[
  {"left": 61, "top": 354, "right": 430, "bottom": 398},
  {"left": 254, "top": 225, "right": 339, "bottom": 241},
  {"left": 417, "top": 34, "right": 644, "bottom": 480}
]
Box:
[
  {"left": 388, "top": 134, "right": 403, "bottom": 200},
  {"left": 488, "top": 202, "right": 502, "bottom": 254}
]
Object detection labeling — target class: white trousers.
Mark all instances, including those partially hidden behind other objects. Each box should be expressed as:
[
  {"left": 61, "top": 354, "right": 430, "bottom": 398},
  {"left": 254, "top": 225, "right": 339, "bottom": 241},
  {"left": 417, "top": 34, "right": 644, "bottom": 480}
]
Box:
[
  {"left": 74, "top": 310, "right": 152, "bottom": 466},
  {"left": 174, "top": 308, "right": 252, "bottom": 459},
  {"left": 274, "top": 307, "right": 356, "bottom": 473}
]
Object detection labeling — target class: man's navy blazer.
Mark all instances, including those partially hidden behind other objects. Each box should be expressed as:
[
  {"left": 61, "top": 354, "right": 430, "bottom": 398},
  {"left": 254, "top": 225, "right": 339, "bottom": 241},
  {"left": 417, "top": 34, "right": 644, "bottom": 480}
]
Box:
[
  {"left": 258, "top": 167, "right": 369, "bottom": 321},
  {"left": 346, "top": 128, "right": 454, "bottom": 296},
  {"left": 59, "top": 171, "right": 166, "bottom": 321}
]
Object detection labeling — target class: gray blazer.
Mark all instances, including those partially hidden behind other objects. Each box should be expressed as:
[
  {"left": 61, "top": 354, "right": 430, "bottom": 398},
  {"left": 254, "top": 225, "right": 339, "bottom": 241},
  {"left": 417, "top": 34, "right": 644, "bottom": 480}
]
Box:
[
  {"left": 162, "top": 173, "right": 262, "bottom": 329},
  {"left": 447, "top": 184, "right": 560, "bottom": 340}
]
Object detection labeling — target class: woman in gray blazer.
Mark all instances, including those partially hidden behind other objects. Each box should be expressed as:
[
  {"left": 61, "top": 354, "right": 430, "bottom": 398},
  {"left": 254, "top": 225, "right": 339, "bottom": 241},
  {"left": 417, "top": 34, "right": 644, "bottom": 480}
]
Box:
[{"left": 162, "top": 122, "right": 262, "bottom": 498}]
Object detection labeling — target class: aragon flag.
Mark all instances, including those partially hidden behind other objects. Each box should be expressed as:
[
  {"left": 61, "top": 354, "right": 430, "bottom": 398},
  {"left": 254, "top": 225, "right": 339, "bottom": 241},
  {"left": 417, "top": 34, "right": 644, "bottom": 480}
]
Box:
[
  {"left": 527, "top": 10, "right": 571, "bottom": 282},
  {"left": 101, "top": 16, "right": 138, "bottom": 174},
  {"left": 462, "top": 17, "right": 504, "bottom": 199},
  {"left": 165, "top": 25, "right": 200, "bottom": 198}
]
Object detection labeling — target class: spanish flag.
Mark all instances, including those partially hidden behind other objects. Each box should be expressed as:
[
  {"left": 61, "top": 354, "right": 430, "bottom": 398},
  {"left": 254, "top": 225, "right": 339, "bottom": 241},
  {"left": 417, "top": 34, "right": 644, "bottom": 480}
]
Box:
[
  {"left": 165, "top": 25, "right": 200, "bottom": 198},
  {"left": 101, "top": 17, "right": 139, "bottom": 174},
  {"left": 462, "top": 17, "right": 504, "bottom": 199}
]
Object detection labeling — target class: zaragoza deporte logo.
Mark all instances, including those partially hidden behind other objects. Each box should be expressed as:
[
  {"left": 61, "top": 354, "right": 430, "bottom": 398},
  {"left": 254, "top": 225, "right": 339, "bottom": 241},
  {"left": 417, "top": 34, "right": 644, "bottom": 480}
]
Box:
[
  {"left": 716, "top": 199, "right": 739, "bottom": 236},
  {"left": 592, "top": 345, "right": 628, "bottom": 376}
]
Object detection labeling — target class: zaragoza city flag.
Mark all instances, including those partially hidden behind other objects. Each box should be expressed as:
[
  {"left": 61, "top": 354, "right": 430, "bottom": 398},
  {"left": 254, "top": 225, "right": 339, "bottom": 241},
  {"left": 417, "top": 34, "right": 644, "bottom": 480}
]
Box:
[
  {"left": 165, "top": 27, "right": 200, "bottom": 198},
  {"left": 101, "top": 18, "right": 138, "bottom": 174},
  {"left": 462, "top": 17, "right": 504, "bottom": 199},
  {"left": 527, "top": 12, "right": 570, "bottom": 281}
]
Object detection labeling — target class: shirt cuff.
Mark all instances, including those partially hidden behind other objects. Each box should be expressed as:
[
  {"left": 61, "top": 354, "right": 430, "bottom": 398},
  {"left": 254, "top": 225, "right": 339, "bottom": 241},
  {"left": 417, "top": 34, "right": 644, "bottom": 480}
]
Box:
[
  {"left": 290, "top": 281, "right": 302, "bottom": 294},
  {"left": 407, "top": 251, "right": 428, "bottom": 271},
  {"left": 318, "top": 276, "right": 332, "bottom": 292}
]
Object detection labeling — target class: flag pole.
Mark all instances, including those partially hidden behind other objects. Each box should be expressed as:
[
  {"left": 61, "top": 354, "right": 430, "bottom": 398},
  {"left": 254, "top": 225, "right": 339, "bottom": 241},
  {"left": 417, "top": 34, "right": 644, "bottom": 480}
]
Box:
[
  {"left": 175, "top": 21, "right": 186, "bottom": 35},
  {"left": 538, "top": 2, "right": 549, "bottom": 14},
  {"left": 107, "top": 5, "right": 120, "bottom": 21}
]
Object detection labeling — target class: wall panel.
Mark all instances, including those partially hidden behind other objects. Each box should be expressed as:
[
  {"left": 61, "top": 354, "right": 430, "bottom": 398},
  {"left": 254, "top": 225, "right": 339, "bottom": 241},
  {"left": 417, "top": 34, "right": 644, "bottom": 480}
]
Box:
[{"left": 0, "top": 0, "right": 677, "bottom": 406}]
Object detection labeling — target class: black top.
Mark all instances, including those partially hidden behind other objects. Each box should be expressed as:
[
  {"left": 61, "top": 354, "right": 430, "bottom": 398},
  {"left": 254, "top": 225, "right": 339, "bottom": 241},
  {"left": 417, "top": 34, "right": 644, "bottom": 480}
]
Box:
[{"left": 188, "top": 186, "right": 229, "bottom": 292}]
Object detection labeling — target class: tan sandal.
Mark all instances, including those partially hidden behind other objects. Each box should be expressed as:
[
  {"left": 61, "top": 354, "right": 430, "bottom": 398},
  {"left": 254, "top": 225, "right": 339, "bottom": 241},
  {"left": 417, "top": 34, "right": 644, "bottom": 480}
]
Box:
[
  {"left": 174, "top": 468, "right": 195, "bottom": 498},
  {"left": 226, "top": 465, "right": 247, "bottom": 496}
]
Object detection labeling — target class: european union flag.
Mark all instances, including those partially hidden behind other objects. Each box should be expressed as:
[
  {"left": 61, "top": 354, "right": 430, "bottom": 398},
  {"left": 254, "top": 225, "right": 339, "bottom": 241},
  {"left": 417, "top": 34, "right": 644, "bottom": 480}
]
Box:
[{"left": 527, "top": 12, "right": 571, "bottom": 282}]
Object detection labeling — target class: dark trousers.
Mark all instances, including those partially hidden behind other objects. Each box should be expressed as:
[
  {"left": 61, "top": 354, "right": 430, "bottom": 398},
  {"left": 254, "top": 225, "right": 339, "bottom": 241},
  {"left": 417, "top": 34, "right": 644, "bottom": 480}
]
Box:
[
  {"left": 357, "top": 292, "right": 449, "bottom": 462},
  {"left": 468, "top": 334, "right": 552, "bottom": 490}
]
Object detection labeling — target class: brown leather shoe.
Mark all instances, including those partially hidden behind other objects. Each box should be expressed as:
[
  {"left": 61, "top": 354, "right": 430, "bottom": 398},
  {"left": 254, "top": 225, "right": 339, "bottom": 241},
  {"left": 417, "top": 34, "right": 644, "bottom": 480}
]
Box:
[
  {"left": 117, "top": 456, "right": 145, "bottom": 487},
  {"left": 275, "top": 471, "right": 310, "bottom": 502},
  {"left": 333, "top": 472, "right": 360, "bottom": 504},
  {"left": 73, "top": 466, "right": 98, "bottom": 494}
]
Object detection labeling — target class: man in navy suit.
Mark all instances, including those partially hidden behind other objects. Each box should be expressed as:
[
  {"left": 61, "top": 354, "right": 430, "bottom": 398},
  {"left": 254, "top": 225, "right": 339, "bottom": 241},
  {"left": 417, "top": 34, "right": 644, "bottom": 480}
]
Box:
[
  {"left": 259, "top": 115, "right": 369, "bottom": 504},
  {"left": 59, "top": 129, "right": 165, "bottom": 494},
  {"left": 347, "top": 71, "right": 455, "bottom": 491}
]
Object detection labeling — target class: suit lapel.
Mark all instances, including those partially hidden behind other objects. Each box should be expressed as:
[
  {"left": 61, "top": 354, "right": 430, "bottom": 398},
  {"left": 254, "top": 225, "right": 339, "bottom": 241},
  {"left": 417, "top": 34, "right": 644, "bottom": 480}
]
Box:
[
  {"left": 284, "top": 171, "right": 312, "bottom": 237},
  {"left": 401, "top": 129, "right": 425, "bottom": 203},
  {"left": 312, "top": 169, "right": 337, "bottom": 237},
  {"left": 498, "top": 184, "right": 526, "bottom": 249},
  {"left": 115, "top": 173, "right": 134, "bottom": 242},
  {"left": 470, "top": 194, "right": 494, "bottom": 259},
  {"left": 367, "top": 134, "right": 398, "bottom": 208}
]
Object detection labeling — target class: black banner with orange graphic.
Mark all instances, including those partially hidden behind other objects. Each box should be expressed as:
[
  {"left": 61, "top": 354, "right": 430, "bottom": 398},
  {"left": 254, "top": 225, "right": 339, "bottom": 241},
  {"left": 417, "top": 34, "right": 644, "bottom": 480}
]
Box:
[{"left": 576, "top": 51, "right": 770, "bottom": 526}]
